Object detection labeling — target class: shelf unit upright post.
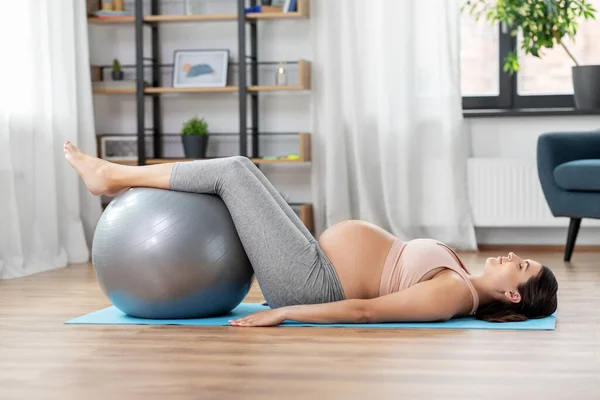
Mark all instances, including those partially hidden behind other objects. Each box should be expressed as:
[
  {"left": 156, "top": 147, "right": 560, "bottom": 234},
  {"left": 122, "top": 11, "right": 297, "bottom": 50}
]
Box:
[
  {"left": 135, "top": 0, "right": 163, "bottom": 166},
  {"left": 134, "top": 0, "right": 145, "bottom": 165},
  {"left": 151, "top": 0, "right": 163, "bottom": 161},
  {"left": 237, "top": 0, "right": 248, "bottom": 157},
  {"left": 248, "top": 0, "right": 259, "bottom": 158}
]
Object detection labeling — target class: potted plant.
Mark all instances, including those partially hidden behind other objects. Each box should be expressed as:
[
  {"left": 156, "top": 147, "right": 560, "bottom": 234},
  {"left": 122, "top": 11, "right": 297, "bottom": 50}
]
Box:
[
  {"left": 181, "top": 117, "right": 209, "bottom": 158},
  {"left": 463, "top": 0, "right": 598, "bottom": 109},
  {"left": 112, "top": 59, "right": 124, "bottom": 81}
]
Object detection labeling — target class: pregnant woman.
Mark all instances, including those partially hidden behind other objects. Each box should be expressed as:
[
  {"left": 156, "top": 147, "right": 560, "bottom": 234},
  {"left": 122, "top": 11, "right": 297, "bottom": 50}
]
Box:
[{"left": 64, "top": 142, "right": 558, "bottom": 327}]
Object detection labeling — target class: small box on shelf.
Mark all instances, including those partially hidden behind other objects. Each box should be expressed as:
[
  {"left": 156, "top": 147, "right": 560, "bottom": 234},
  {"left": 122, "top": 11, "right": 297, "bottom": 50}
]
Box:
[
  {"left": 87, "top": 0, "right": 100, "bottom": 17},
  {"left": 260, "top": 6, "right": 283, "bottom": 13},
  {"left": 90, "top": 65, "right": 102, "bottom": 82},
  {"left": 248, "top": 60, "right": 311, "bottom": 92},
  {"left": 97, "top": 135, "right": 155, "bottom": 161}
]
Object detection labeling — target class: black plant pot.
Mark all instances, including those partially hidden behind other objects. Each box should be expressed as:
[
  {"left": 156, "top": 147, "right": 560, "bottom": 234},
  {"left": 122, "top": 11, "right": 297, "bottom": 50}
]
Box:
[
  {"left": 182, "top": 135, "right": 209, "bottom": 159},
  {"left": 572, "top": 66, "right": 600, "bottom": 109},
  {"left": 112, "top": 70, "right": 124, "bottom": 81}
]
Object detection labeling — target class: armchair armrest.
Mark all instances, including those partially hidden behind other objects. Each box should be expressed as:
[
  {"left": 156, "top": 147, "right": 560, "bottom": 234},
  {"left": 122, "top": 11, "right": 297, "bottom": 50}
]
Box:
[
  {"left": 537, "top": 130, "right": 600, "bottom": 214},
  {"left": 537, "top": 131, "right": 600, "bottom": 170}
]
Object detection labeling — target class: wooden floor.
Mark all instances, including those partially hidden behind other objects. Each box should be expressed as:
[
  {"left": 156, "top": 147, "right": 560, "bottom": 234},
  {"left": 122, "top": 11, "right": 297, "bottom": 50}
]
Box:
[{"left": 0, "top": 250, "right": 599, "bottom": 400}]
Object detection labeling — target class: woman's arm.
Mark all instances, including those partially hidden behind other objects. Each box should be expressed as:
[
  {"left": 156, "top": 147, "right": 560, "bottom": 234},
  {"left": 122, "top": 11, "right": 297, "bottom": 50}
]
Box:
[
  {"left": 359, "top": 273, "right": 471, "bottom": 323},
  {"left": 283, "top": 299, "right": 369, "bottom": 324},
  {"left": 229, "top": 299, "right": 367, "bottom": 327},
  {"left": 229, "top": 272, "right": 472, "bottom": 327}
]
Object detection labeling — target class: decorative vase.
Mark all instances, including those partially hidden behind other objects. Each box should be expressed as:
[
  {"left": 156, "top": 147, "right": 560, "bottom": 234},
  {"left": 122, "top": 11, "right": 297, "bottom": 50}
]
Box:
[
  {"left": 572, "top": 66, "right": 600, "bottom": 110},
  {"left": 182, "top": 135, "right": 209, "bottom": 159},
  {"left": 101, "top": 0, "right": 113, "bottom": 11},
  {"left": 112, "top": 70, "right": 124, "bottom": 81},
  {"left": 276, "top": 63, "right": 288, "bottom": 85},
  {"left": 184, "top": 0, "right": 193, "bottom": 15}
]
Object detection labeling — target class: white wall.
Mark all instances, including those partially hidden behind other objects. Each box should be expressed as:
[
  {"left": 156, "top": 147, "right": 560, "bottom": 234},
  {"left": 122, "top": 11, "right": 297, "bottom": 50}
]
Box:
[
  {"left": 469, "top": 115, "right": 600, "bottom": 157},
  {"left": 467, "top": 116, "right": 600, "bottom": 245}
]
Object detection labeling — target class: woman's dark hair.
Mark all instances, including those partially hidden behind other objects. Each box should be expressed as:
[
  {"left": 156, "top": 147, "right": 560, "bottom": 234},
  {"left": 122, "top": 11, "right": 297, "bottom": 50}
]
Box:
[{"left": 475, "top": 265, "right": 558, "bottom": 322}]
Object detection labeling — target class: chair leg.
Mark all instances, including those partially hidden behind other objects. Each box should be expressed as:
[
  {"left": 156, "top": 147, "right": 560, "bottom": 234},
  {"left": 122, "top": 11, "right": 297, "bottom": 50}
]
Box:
[{"left": 565, "top": 218, "right": 582, "bottom": 262}]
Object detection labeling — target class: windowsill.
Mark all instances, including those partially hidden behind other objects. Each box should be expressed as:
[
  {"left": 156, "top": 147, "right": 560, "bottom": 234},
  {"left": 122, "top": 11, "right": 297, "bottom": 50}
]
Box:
[{"left": 463, "top": 108, "right": 600, "bottom": 118}]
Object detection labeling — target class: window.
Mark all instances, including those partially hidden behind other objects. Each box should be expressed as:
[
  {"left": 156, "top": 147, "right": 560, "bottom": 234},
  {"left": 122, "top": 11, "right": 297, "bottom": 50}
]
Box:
[
  {"left": 518, "top": 1, "right": 600, "bottom": 95},
  {"left": 461, "top": 0, "right": 600, "bottom": 110},
  {"left": 460, "top": 12, "right": 499, "bottom": 97}
]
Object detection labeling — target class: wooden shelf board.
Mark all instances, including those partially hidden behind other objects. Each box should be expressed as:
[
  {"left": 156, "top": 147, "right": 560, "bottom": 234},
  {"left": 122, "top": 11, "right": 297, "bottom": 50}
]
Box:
[
  {"left": 144, "top": 86, "right": 308, "bottom": 93},
  {"left": 248, "top": 85, "right": 307, "bottom": 92},
  {"left": 89, "top": 13, "right": 307, "bottom": 24},
  {"left": 251, "top": 158, "right": 309, "bottom": 164},
  {"left": 246, "top": 11, "right": 307, "bottom": 20},
  {"left": 87, "top": 17, "right": 135, "bottom": 24},
  {"left": 93, "top": 89, "right": 136, "bottom": 94},
  {"left": 92, "top": 87, "right": 308, "bottom": 94},
  {"left": 144, "top": 14, "right": 237, "bottom": 22},
  {"left": 108, "top": 160, "right": 137, "bottom": 165},
  {"left": 89, "top": 1, "right": 308, "bottom": 25},
  {"left": 145, "top": 87, "right": 239, "bottom": 93}
]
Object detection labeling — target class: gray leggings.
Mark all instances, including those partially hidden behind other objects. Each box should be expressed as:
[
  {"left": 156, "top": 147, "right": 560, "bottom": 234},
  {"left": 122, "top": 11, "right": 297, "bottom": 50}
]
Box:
[{"left": 169, "top": 156, "right": 346, "bottom": 308}]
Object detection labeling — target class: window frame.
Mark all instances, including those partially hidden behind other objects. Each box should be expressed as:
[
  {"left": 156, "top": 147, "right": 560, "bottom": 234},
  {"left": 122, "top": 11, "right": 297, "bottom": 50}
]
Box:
[{"left": 462, "top": 24, "right": 575, "bottom": 111}]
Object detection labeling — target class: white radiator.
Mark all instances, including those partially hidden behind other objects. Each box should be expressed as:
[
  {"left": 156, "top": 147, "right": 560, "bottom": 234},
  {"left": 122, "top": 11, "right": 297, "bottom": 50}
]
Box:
[{"left": 467, "top": 158, "right": 600, "bottom": 227}]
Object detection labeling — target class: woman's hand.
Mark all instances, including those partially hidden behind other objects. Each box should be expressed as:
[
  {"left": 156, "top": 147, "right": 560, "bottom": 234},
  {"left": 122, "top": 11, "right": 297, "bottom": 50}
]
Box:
[{"left": 229, "top": 308, "right": 287, "bottom": 327}]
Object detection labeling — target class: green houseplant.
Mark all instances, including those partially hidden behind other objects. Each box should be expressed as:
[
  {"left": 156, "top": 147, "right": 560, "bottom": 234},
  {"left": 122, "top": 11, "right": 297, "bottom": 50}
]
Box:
[
  {"left": 463, "top": 0, "right": 598, "bottom": 109},
  {"left": 181, "top": 117, "right": 209, "bottom": 158},
  {"left": 112, "top": 58, "right": 124, "bottom": 81}
]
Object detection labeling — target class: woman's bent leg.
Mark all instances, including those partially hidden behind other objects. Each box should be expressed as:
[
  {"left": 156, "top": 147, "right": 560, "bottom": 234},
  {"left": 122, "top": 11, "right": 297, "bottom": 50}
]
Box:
[
  {"left": 234, "top": 157, "right": 314, "bottom": 242},
  {"left": 170, "top": 156, "right": 345, "bottom": 307}
]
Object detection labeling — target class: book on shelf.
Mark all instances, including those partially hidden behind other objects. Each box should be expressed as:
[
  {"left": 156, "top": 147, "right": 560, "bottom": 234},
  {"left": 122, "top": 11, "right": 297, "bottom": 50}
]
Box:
[
  {"left": 282, "top": 0, "right": 297, "bottom": 13},
  {"left": 288, "top": 0, "right": 297, "bottom": 12},
  {"left": 253, "top": 0, "right": 298, "bottom": 13},
  {"left": 246, "top": 5, "right": 284, "bottom": 13}
]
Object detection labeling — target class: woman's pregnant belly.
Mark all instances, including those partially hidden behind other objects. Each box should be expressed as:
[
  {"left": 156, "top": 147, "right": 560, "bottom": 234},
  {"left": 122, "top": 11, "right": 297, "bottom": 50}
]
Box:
[{"left": 318, "top": 220, "right": 396, "bottom": 299}]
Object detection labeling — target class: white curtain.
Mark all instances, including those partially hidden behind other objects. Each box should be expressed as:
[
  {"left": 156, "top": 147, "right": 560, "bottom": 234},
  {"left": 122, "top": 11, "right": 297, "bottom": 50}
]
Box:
[
  {"left": 0, "top": 0, "right": 101, "bottom": 279},
  {"left": 311, "top": 0, "right": 477, "bottom": 250}
]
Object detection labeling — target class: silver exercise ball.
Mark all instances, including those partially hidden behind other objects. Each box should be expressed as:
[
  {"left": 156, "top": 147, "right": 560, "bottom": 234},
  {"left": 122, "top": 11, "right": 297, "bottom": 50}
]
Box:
[{"left": 91, "top": 187, "right": 254, "bottom": 319}]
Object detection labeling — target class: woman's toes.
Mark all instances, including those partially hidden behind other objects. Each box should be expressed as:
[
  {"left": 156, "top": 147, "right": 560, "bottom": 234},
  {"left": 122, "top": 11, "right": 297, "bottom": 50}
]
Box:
[{"left": 64, "top": 141, "right": 81, "bottom": 153}]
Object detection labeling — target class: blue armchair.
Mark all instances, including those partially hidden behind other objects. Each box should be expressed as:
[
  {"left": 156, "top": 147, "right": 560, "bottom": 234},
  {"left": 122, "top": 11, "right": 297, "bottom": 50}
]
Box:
[{"left": 537, "top": 130, "right": 600, "bottom": 261}]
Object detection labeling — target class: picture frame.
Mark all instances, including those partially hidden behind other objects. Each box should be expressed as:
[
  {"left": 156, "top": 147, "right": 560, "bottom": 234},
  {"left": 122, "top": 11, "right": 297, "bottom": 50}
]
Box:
[
  {"left": 172, "top": 49, "right": 229, "bottom": 88},
  {"left": 99, "top": 135, "right": 154, "bottom": 161}
]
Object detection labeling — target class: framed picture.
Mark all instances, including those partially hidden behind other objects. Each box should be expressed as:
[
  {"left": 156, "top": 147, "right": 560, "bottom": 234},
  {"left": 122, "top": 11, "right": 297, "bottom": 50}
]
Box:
[
  {"left": 98, "top": 135, "right": 166, "bottom": 161},
  {"left": 98, "top": 135, "right": 186, "bottom": 160},
  {"left": 99, "top": 136, "right": 151, "bottom": 161},
  {"left": 172, "top": 49, "right": 229, "bottom": 88}
]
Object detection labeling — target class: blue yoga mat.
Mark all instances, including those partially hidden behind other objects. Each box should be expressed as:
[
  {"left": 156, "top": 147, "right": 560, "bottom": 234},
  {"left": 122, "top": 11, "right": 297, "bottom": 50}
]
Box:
[{"left": 66, "top": 303, "right": 556, "bottom": 330}]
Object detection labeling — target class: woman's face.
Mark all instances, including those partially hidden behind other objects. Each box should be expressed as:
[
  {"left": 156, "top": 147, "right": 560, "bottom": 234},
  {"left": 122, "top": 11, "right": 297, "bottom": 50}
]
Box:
[{"left": 483, "top": 252, "right": 543, "bottom": 303}]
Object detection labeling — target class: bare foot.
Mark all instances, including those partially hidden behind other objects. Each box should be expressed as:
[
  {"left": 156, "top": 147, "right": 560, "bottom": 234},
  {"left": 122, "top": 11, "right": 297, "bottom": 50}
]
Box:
[{"left": 63, "top": 141, "right": 122, "bottom": 196}]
